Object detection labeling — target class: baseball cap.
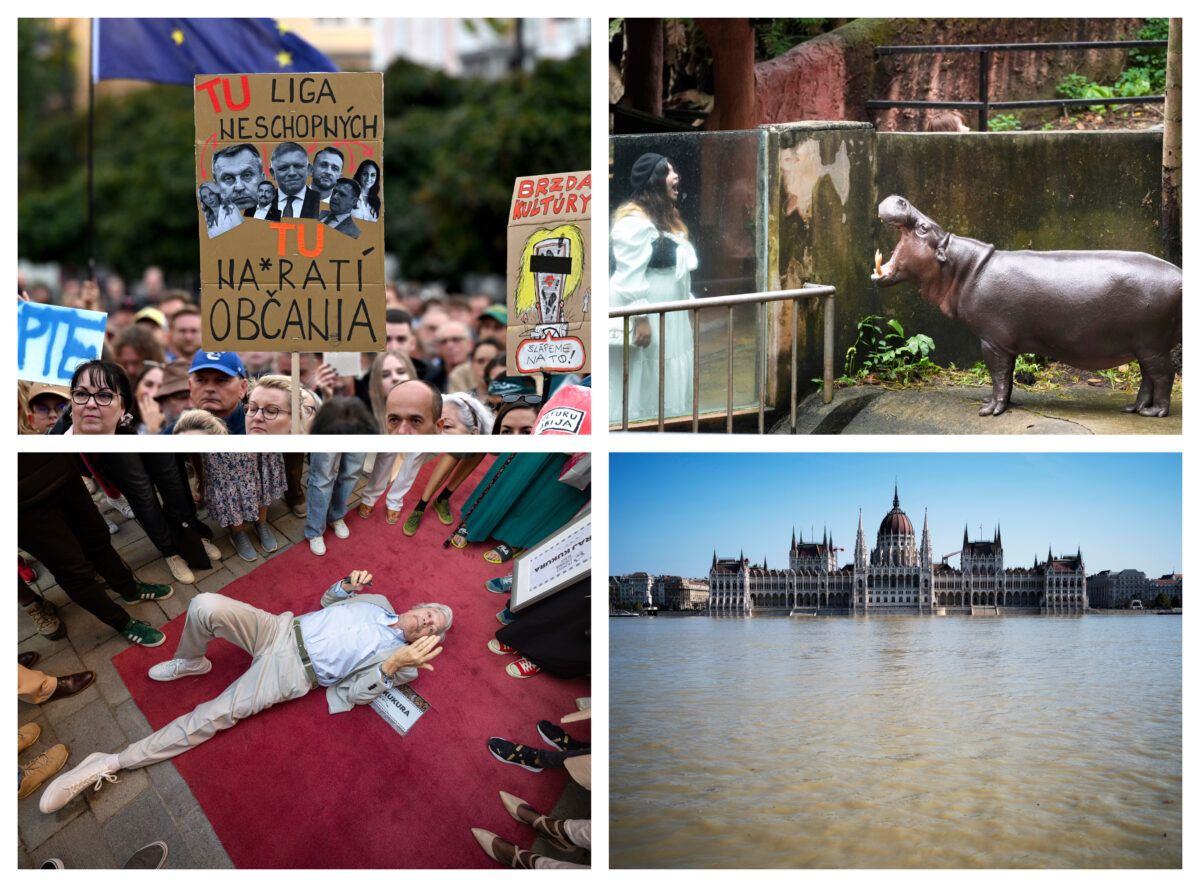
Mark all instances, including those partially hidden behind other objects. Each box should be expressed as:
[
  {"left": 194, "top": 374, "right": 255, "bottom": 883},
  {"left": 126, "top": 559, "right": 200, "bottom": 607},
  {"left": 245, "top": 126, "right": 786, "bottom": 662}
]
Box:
[
  {"left": 26, "top": 382, "right": 71, "bottom": 403},
  {"left": 480, "top": 304, "right": 507, "bottom": 325},
  {"left": 189, "top": 351, "right": 245, "bottom": 377},
  {"left": 133, "top": 306, "right": 167, "bottom": 330}
]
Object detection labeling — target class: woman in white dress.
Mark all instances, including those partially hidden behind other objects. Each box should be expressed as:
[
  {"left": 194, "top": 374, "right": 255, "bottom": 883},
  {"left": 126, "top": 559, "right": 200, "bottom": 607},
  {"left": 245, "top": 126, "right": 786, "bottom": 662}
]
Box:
[
  {"left": 198, "top": 183, "right": 242, "bottom": 239},
  {"left": 609, "top": 152, "right": 698, "bottom": 425}
]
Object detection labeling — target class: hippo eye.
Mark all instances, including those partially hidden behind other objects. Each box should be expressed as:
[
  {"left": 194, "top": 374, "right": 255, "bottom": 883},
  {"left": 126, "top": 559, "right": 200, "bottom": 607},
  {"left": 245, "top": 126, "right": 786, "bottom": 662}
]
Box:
[{"left": 917, "top": 222, "right": 928, "bottom": 233}]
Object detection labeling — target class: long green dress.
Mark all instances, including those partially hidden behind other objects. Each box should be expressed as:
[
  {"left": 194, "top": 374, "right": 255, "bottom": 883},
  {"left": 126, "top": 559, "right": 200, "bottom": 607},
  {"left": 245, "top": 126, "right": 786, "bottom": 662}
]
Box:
[{"left": 458, "top": 453, "right": 589, "bottom": 549}]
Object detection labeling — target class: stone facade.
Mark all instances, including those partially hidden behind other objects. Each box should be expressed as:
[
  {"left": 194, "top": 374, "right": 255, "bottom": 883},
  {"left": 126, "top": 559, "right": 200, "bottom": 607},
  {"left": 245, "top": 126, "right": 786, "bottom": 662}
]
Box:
[{"left": 709, "top": 487, "right": 1087, "bottom": 615}]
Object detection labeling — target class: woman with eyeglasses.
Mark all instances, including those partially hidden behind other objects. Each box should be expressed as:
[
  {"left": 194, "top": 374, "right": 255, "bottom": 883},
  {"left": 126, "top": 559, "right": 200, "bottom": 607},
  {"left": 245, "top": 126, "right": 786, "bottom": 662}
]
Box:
[
  {"left": 246, "top": 374, "right": 305, "bottom": 435},
  {"left": 55, "top": 360, "right": 221, "bottom": 586}
]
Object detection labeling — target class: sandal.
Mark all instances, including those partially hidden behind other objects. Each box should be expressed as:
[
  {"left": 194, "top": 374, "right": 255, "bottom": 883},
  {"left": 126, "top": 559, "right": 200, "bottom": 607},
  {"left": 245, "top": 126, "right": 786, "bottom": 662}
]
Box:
[
  {"left": 385, "top": 509, "right": 402, "bottom": 525},
  {"left": 448, "top": 526, "right": 469, "bottom": 549},
  {"left": 357, "top": 503, "right": 374, "bottom": 519},
  {"left": 485, "top": 543, "right": 524, "bottom": 565}
]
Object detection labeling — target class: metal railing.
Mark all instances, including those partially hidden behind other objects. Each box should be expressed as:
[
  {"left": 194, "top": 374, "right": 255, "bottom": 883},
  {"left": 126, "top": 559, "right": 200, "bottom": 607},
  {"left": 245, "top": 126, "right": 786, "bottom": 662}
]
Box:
[
  {"left": 610, "top": 284, "right": 835, "bottom": 433},
  {"left": 867, "top": 40, "right": 1167, "bottom": 131}
]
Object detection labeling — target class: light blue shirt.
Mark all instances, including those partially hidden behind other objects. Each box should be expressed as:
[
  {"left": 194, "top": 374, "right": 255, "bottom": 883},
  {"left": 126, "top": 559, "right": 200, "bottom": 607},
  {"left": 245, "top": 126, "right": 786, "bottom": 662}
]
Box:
[{"left": 296, "top": 591, "right": 406, "bottom": 687}]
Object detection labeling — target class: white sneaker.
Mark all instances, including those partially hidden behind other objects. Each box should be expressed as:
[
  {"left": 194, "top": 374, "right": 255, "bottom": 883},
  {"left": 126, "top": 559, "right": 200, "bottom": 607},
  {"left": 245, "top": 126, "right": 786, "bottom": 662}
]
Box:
[
  {"left": 106, "top": 496, "right": 135, "bottom": 520},
  {"left": 105, "top": 517, "right": 119, "bottom": 535},
  {"left": 148, "top": 657, "right": 212, "bottom": 682},
  {"left": 38, "top": 751, "right": 120, "bottom": 813},
  {"left": 165, "top": 555, "right": 195, "bottom": 585},
  {"left": 331, "top": 519, "right": 350, "bottom": 540},
  {"left": 309, "top": 536, "right": 326, "bottom": 556},
  {"left": 201, "top": 539, "right": 222, "bottom": 561}
]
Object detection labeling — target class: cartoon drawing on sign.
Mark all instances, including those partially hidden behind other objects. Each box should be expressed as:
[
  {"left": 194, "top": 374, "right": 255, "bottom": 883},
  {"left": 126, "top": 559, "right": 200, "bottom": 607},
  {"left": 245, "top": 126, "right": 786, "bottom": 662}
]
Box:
[
  {"left": 319, "top": 179, "right": 362, "bottom": 239},
  {"left": 198, "top": 182, "right": 243, "bottom": 239},
  {"left": 352, "top": 159, "right": 382, "bottom": 222},
  {"left": 513, "top": 224, "right": 587, "bottom": 370}
]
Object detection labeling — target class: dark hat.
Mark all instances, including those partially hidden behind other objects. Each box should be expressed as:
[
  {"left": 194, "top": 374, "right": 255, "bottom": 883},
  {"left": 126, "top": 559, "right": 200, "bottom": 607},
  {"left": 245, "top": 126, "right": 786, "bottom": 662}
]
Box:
[
  {"left": 630, "top": 153, "right": 666, "bottom": 192},
  {"left": 487, "top": 374, "right": 537, "bottom": 398},
  {"left": 155, "top": 359, "right": 191, "bottom": 399}
]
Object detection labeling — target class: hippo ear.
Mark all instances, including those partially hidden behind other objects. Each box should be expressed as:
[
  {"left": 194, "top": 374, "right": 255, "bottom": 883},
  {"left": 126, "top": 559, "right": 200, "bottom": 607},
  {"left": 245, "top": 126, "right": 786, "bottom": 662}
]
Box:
[{"left": 935, "top": 233, "right": 950, "bottom": 263}]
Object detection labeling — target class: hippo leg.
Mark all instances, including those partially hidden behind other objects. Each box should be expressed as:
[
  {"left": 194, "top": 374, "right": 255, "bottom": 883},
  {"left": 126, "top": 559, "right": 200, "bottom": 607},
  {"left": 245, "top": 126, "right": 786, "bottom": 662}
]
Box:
[
  {"left": 979, "top": 340, "right": 1015, "bottom": 416},
  {"left": 1133, "top": 352, "right": 1174, "bottom": 417}
]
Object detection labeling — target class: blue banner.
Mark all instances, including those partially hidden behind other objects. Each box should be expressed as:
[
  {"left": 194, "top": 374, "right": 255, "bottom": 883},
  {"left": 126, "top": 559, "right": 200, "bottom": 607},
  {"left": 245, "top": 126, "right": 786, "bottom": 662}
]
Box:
[{"left": 93, "top": 18, "right": 339, "bottom": 84}]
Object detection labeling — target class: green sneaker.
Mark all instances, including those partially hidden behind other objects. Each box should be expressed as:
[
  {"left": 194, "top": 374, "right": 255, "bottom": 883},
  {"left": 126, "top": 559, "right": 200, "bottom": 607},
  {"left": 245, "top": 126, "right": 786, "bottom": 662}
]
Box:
[
  {"left": 402, "top": 509, "right": 423, "bottom": 537},
  {"left": 123, "top": 619, "right": 166, "bottom": 647},
  {"left": 121, "top": 582, "right": 174, "bottom": 605},
  {"left": 432, "top": 497, "right": 453, "bottom": 525}
]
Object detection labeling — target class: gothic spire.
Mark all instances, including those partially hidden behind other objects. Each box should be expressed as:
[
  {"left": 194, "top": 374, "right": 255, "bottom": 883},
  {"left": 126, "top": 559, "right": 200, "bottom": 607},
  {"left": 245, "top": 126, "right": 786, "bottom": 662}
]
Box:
[{"left": 893, "top": 481, "right": 900, "bottom": 508}]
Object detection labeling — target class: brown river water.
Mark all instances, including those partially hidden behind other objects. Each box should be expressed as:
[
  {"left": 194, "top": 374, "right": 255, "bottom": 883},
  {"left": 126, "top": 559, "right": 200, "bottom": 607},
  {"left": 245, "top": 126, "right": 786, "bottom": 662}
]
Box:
[{"left": 610, "top": 613, "right": 1181, "bottom": 868}]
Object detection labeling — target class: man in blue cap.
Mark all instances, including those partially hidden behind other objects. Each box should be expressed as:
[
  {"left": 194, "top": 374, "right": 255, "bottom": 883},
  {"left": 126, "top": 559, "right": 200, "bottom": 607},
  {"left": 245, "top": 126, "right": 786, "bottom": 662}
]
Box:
[{"left": 163, "top": 351, "right": 248, "bottom": 434}]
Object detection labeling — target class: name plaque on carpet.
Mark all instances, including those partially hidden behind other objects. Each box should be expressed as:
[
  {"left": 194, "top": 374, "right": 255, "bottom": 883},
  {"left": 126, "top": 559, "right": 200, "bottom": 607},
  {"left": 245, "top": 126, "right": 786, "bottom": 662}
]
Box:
[{"left": 371, "top": 684, "right": 430, "bottom": 736}]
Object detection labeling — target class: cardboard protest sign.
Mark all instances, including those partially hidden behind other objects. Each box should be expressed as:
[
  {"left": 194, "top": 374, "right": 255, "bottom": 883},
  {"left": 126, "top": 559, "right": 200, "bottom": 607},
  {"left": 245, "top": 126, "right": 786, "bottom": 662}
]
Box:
[
  {"left": 506, "top": 171, "right": 591, "bottom": 375},
  {"left": 17, "top": 301, "right": 107, "bottom": 385},
  {"left": 194, "top": 73, "right": 385, "bottom": 352}
]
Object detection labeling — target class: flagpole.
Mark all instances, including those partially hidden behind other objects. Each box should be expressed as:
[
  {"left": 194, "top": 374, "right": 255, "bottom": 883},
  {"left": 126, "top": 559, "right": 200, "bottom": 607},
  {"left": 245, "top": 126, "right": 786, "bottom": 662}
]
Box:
[{"left": 87, "top": 18, "right": 96, "bottom": 281}]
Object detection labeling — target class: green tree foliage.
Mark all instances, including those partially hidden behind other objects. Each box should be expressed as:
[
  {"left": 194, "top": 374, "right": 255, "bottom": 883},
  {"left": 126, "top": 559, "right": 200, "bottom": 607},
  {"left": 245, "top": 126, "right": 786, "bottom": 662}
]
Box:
[
  {"left": 1153, "top": 591, "right": 1172, "bottom": 609},
  {"left": 18, "top": 20, "right": 590, "bottom": 289},
  {"left": 382, "top": 49, "right": 590, "bottom": 283}
]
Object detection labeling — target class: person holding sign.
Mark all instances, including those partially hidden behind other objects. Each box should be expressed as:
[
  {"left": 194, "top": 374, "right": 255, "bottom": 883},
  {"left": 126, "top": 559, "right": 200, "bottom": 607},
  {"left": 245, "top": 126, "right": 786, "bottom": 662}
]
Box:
[{"left": 38, "top": 571, "right": 451, "bottom": 814}]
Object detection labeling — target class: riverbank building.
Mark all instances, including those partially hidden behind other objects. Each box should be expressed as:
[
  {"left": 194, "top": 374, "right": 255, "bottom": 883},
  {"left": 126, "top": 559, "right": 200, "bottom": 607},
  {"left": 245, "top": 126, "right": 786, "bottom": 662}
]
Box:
[{"left": 707, "top": 487, "right": 1087, "bottom": 615}]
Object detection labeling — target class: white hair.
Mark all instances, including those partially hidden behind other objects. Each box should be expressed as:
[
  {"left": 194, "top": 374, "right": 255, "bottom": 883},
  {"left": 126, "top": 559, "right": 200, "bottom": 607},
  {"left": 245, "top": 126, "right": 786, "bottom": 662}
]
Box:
[
  {"left": 442, "top": 391, "right": 494, "bottom": 434},
  {"left": 417, "top": 602, "right": 454, "bottom": 638}
]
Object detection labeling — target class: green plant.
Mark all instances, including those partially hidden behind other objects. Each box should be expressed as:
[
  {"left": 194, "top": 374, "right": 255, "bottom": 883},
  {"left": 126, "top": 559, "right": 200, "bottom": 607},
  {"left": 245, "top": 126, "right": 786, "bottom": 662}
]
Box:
[
  {"left": 844, "top": 315, "right": 937, "bottom": 384},
  {"left": 1128, "top": 18, "right": 1168, "bottom": 92},
  {"left": 1056, "top": 73, "right": 1115, "bottom": 112},
  {"left": 988, "top": 113, "right": 1022, "bottom": 132}
]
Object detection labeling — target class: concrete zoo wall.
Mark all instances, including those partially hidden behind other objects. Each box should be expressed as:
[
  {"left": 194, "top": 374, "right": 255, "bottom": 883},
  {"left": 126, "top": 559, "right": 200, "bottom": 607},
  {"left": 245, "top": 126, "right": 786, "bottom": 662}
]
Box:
[{"left": 765, "top": 123, "right": 1166, "bottom": 407}]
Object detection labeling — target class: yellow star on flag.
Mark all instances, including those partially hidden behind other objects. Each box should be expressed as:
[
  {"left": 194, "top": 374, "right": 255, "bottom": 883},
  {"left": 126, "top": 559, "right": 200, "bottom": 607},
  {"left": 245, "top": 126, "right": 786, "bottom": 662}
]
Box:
[
  {"left": 276, "top": 21, "right": 291, "bottom": 35},
  {"left": 171, "top": 29, "right": 184, "bottom": 45},
  {"left": 276, "top": 50, "right": 293, "bottom": 68}
]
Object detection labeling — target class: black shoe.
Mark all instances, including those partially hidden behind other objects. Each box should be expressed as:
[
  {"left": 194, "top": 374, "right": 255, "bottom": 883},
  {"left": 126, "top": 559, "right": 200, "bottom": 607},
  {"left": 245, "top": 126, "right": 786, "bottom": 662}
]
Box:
[
  {"left": 122, "top": 841, "right": 168, "bottom": 869},
  {"left": 487, "top": 737, "right": 543, "bottom": 772},
  {"left": 18, "top": 651, "right": 39, "bottom": 669},
  {"left": 537, "top": 719, "right": 588, "bottom": 752}
]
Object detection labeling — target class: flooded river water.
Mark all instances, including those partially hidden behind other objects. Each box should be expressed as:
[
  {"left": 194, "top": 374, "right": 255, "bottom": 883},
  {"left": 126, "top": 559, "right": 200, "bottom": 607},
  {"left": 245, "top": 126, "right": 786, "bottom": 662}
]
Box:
[{"left": 610, "top": 614, "right": 1181, "bottom": 868}]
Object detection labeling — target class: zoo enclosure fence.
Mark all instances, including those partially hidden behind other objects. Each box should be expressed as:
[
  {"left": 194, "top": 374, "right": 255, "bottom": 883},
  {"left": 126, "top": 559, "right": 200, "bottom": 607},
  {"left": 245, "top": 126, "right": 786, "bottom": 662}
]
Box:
[
  {"left": 610, "top": 285, "right": 836, "bottom": 433},
  {"left": 867, "top": 39, "right": 1167, "bottom": 131}
]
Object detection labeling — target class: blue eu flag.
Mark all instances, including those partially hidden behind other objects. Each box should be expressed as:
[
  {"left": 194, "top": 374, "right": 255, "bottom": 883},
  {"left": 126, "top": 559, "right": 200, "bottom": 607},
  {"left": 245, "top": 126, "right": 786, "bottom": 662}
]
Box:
[{"left": 93, "top": 19, "right": 340, "bottom": 84}]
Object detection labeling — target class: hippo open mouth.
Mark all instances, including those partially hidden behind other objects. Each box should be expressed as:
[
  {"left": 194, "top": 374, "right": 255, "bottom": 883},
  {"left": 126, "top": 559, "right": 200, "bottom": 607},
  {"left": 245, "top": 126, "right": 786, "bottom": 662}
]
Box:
[{"left": 871, "top": 195, "right": 947, "bottom": 286}]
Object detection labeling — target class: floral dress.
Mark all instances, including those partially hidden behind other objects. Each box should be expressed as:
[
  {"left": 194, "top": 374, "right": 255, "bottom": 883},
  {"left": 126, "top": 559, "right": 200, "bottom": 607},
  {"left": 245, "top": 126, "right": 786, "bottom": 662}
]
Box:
[{"left": 202, "top": 453, "right": 286, "bottom": 527}]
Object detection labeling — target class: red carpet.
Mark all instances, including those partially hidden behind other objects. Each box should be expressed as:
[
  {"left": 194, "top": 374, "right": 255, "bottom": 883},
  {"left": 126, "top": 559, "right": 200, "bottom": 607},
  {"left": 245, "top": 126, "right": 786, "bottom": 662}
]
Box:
[{"left": 113, "top": 454, "right": 591, "bottom": 869}]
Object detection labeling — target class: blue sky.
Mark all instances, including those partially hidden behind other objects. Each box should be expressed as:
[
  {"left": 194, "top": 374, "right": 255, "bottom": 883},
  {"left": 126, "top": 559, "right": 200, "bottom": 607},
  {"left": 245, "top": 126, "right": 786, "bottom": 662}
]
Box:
[{"left": 609, "top": 453, "right": 1181, "bottom": 579}]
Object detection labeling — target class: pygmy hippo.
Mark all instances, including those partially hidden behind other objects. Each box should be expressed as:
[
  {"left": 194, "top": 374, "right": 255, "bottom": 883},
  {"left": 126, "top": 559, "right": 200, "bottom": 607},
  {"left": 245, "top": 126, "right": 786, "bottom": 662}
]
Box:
[{"left": 871, "top": 195, "right": 1182, "bottom": 417}]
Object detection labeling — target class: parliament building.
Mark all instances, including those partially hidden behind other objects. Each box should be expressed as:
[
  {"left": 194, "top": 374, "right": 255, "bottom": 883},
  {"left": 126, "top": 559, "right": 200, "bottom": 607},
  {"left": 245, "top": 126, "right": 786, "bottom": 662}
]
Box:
[{"left": 708, "top": 487, "right": 1087, "bottom": 615}]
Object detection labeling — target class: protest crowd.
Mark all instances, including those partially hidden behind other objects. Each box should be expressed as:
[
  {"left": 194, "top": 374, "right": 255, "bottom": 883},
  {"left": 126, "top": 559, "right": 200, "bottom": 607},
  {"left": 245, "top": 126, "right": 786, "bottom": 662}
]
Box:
[{"left": 18, "top": 269, "right": 589, "bottom": 438}]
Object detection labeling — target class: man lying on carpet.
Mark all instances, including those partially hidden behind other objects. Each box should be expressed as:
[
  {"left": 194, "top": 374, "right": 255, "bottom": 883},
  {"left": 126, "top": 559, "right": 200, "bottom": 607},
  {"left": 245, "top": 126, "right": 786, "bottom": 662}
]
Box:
[{"left": 39, "top": 570, "right": 450, "bottom": 813}]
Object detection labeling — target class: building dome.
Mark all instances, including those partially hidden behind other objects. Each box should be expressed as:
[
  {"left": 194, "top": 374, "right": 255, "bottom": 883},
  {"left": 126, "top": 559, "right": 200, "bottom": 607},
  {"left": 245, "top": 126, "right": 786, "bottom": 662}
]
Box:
[{"left": 878, "top": 488, "right": 914, "bottom": 536}]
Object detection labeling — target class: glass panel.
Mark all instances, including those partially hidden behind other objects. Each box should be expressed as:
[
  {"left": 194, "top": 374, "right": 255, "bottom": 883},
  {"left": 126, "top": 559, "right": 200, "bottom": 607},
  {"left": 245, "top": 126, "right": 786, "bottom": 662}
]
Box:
[{"left": 609, "top": 131, "right": 764, "bottom": 426}]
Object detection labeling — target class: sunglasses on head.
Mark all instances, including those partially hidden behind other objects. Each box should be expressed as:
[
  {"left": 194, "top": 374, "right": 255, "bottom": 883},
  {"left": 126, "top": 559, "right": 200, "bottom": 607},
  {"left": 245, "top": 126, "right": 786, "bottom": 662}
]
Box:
[{"left": 501, "top": 394, "right": 542, "bottom": 405}]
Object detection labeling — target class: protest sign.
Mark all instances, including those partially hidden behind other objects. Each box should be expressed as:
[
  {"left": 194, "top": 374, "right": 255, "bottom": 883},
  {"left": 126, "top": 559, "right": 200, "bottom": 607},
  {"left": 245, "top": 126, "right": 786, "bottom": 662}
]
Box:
[
  {"left": 506, "top": 171, "right": 591, "bottom": 375},
  {"left": 17, "top": 301, "right": 107, "bottom": 385},
  {"left": 194, "top": 73, "right": 385, "bottom": 352},
  {"left": 370, "top": 684, "right": 430, "bottom": 737},
  {"left": 511, "top": 509, "right": 591, "bottom": 612}
]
